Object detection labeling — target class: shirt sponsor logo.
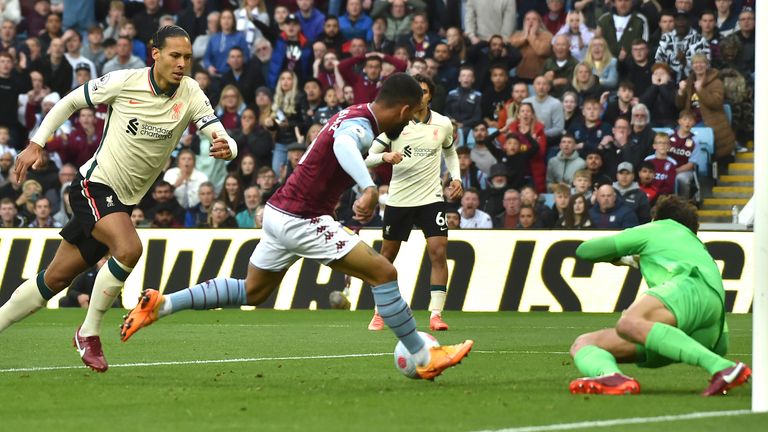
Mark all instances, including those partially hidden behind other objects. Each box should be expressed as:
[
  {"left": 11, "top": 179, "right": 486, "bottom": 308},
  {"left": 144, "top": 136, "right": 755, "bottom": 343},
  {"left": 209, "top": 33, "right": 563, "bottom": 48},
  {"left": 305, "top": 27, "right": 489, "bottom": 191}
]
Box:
[{"left": 126, "top": 118, "right": 139, "bottom": 135}]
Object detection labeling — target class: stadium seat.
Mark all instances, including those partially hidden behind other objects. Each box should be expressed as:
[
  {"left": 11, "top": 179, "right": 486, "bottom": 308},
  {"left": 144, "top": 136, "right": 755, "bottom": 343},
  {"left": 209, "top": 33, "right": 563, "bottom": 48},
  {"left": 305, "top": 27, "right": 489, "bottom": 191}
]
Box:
[
  {"left": 724, "top": 103, "right": 732, "bottom": 125},
  {"left": 541, "top": 193, "right": 555, "bottom": 208},
  {"left": 691, "top": 126, "right": 715, "bottom": 178}
]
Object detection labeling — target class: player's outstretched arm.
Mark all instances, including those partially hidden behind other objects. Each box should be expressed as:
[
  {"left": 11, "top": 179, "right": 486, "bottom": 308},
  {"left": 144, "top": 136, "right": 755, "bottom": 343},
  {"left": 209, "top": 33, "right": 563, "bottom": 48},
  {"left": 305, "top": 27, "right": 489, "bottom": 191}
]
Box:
[{"left": 575, "top": 236, "right": 620, "bottom": 263}]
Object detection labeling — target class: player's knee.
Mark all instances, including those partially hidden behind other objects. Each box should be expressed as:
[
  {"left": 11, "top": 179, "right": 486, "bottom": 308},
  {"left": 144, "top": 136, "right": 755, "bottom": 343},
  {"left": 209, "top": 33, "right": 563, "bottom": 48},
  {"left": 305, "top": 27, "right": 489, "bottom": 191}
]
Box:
[
  {"left": 616, "top": 315, "right": 641, "bottom": 342},
  {"left": 570, "top": 333, "right": 593, "bottom": 357},
  {"left": 244, "top": 281, "right": 273, "bottom": 305},
  {"left": 111, "top": 240, "right": 143, "bottom": 268},
  {"left": 370, "top": 259, "right": 397, "bottom": 286},
  {"left": 43, "top": 269, "right": 73, "bottom": 292},
  {"left": 427, "top": 245, "right": 447, "bottom": 267}
]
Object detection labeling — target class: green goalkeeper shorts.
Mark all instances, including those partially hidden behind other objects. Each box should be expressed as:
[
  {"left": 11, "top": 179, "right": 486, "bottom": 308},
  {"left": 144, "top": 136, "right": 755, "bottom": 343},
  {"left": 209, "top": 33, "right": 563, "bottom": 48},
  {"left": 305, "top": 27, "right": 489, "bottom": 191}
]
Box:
[{"left": 635, "top": 275, "right": 728, "bottom": 369}]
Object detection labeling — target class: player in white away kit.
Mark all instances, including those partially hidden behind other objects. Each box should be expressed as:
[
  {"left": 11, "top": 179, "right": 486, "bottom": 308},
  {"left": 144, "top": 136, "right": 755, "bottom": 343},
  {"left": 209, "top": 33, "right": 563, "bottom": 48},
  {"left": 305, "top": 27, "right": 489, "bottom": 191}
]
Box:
[
  {"left": 0, "top": 26, "right": 237, "bottom": 372},
  {"left": 120, "top": 74, "right": 473, "bottom": 380},
  {"left": 365, "top": 75, "right": 463, "bottom": 331}
]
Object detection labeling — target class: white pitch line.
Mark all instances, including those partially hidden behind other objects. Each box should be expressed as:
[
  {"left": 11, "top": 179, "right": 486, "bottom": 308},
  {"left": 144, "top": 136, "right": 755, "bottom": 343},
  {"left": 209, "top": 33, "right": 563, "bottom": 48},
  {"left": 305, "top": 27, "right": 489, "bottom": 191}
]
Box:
[{"left": 473, "top": 410, "right": 756, "bottom": 432}]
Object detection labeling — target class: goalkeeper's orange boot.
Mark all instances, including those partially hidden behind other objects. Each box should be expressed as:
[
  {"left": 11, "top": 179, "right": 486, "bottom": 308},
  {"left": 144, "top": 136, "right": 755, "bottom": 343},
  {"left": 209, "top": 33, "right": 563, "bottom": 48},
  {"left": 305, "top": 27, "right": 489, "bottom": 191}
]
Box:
[
  {"left": 429, "top": 314, "right": 449, "bottom": 331},
  {"left": 702, "top": 362, "right": 751, "bottom": 396},
  {"left": 368, "top": 312, "right": 385, "bottom": 331},
  {"left": 569, "top": 373, "right": 641, "bottom": 395},
  {"left": 415, "top": 340, "right": 474, "bottom": 380},
  {"left": 120, "top": 289, "right": 163, "bottom": 342}
]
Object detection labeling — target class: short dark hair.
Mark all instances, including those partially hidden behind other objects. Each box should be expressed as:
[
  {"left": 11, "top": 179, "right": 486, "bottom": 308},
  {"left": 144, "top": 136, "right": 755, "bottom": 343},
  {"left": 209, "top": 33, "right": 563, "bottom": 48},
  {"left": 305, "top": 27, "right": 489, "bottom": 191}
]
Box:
[
  {"left": 639, "top": 161, "right": 655, "bottom": 172},
  {"left": 560, "top": 133, "right": 576, "bottom": 143},
  {"left": 456, "top": 146, "right": 471, "bottom": 156},
  {"left": 151, "top": 25, "right": 190, "bottom": 50},
  {"left": 412, "top": 74, "right": 435, "bottom": 102},
  {"left": 618, "top": 81, "right": 634, "bottom": 92},
  {"left": 631, "top": 38, "right": 648, "bottom": 47},
  {"left": 700, "top": 9, "right": 717, "bottom": 20},
  {"left": 652, "top": 195, "right": 699, "bottom": 233},
  {"left": 304, "top": 77, "right": 322, "bottom": 88},
  {"left": 228, "top": 46, "right": 245, "bottom": 55},
  {"left": 375, "top": 73, "right": 422, "bottom": 109}
]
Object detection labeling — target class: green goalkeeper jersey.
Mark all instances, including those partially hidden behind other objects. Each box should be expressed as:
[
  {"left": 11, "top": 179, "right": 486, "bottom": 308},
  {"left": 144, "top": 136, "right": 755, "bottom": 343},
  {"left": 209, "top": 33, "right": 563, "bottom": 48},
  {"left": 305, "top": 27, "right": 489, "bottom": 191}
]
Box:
[{"left": 576, "top": 219, "right": 725, "bottom": 304}]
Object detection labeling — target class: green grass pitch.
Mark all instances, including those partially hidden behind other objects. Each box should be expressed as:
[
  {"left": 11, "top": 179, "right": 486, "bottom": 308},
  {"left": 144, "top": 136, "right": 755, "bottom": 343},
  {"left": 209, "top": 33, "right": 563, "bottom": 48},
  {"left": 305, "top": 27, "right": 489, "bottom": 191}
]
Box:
[{"left": 0, "top": 309, "right": 763, "bottom": 431}]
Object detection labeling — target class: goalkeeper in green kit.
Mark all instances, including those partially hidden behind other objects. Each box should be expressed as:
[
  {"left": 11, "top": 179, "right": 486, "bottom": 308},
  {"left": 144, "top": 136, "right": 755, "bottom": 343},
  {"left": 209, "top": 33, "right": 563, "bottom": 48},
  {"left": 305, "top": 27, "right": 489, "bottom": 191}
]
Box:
[{"left": 568, "top": 195, "right": 751, "bottom": 396}]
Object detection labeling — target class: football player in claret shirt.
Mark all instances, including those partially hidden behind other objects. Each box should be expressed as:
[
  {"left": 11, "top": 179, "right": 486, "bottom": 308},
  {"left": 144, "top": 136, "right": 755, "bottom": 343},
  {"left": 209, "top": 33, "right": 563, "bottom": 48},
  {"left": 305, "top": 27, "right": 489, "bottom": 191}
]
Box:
[
  {"left": 121, "top": 74, "right": 474, "bottom": 380},
  {"left": 569, "top": 196, "right": 750, "bottom": 396},
  {"left": 0, "top": 26, "right": 238, "bottom": 372}
]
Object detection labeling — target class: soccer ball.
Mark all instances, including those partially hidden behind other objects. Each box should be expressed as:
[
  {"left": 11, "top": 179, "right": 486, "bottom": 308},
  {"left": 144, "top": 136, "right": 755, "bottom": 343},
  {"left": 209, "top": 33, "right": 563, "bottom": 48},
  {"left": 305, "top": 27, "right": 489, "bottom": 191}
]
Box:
[{"left": 393, "top": 331, "right": 439, "bottom": 379}]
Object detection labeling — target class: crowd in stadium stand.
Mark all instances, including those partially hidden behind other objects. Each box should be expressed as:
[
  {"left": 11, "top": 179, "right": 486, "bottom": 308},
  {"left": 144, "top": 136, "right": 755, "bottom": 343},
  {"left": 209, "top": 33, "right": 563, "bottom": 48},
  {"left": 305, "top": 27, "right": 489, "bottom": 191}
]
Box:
[{"left": 0, "top": 0, "right": 756, "bottom": 230}]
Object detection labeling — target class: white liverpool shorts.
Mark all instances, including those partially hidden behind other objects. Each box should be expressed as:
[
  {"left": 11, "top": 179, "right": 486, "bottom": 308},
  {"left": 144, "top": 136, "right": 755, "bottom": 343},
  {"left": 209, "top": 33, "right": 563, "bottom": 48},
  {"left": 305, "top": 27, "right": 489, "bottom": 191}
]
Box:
[{"left": 249, "top": 204, "right": 361, "bottom": 271}]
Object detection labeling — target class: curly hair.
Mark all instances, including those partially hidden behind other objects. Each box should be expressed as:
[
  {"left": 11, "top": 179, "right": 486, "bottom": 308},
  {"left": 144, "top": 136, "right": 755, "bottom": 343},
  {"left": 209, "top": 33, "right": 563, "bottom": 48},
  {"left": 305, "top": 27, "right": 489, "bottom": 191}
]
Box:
[{"left": 652, "top": 195, "right": 699, "bottom": 233}]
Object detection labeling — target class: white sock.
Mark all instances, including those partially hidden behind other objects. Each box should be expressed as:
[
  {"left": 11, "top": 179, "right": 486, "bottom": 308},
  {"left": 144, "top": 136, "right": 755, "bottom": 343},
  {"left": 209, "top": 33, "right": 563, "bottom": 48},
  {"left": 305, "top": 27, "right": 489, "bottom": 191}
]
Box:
[
  {"left": 429, "top": 291, "right": 447, "bottom": 318},
  {"left": 413, "top": 346, "right": 431, "bottom": 367},
  {"left": 80, "top": 258, "right": 132, "bottom": 337},
  {"left": 0, "top": 277, "right": 48, "bottom": 332},
  {"left": 158, "top": 296, "right": 173, "bottom": 317}
]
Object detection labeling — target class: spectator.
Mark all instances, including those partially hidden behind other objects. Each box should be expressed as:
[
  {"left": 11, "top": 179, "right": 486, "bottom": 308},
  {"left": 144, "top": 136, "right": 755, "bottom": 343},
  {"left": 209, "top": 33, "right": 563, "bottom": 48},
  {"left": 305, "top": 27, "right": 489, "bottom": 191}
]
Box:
[
  {"left": 547, "top": 134, "right": 586, "bottom": 188},
  {"left": 445, "top": 66, "right": 483, "bottom": 140},
  {"left": 236, "top": 185, "right": 262, "bottom": 228},
  {"left": 38, "top": 12, "right": 62, "bottom": 54},
  {"left": 144, "top": 180, "right": 185, "bottom": 225},
  {"left": 554, "top": 10, "right": 594, "bottom": 62},
  {"left": 230, "top": 108, "right": 273, "bottom": 171},
  {"left": 520, "top": 184, "right": 555, "bottom": 227},
  {"left": 561, "top": 91, "right": 583, "bottom": 132},
  {"left": 715, "top": 0, "right": 739, "bottom": 37},
  {"left": 600, "top": 117, "right": 632, "bottom": 178},
  {"left": 486, "top": 132, "right": 538, "bottom": 191},
  {"left": 39, "top": 38, "right": 72, "bottom": 97},
  {"left": 584, "top": 37, "right": 618, "bottom": 90},
  {"left": 163, "top": 149, "right": 209, "bottom": 210},
  {"left": 220, "top": 47, "right": 263, "bottom": 105},
  {"left": 589, "top": 184, "right": 639, "bottom": 229},
  {"left": 492, "top": 188, "right": 521, "bottom": 229},
  {"left": 313, "top": 87, "right": 342, "bottom": 125},
  {"left": 568, "top": 98, "right": 612, "bottom": 158},
  {"left": 459, "top": 188, "right": 493, "bottom": 229},
  {"left": 371, "top": 0, "right": 424, "bottom": 42},
  {"left": 184, "top": 181, "right": 215, "bottom": 228},
  {"left": 316, "top": 15, "right": 344, "bottom": 56},
  {"left": 101, "top": 36, "right": 145, "bottom": 74},
  {"left": 0, "top": 150, "right": 13, "bottom": 185},
  {"left": 445, "top": 26, "right": 468, "bottom": 65},
  {"left": 268, "top": 13, "right": 312, "bottom": 87},
  {"left": 219, "top": 174, "right": 245, "bottom": 214},
  {"left": 523, "top": 75, "right": 565, "bottom": 152},
  {"left": 725, "top": 7, "right": 755, "bottom": 81},
  {"left": 569, "top": 62, "right": 604, "bottom": 106},
  {"left": 314, "top": 51, "right": 342, "bottom": 94},
  {"left": 628, "top": 103, "right": 656, "bottom": 168},
  {"left": 505, "top": 102, "right": 547, "bottom": 193},
  {"left": 52, "top": 183, "right": 72, "bottom": 226},
  {"left": 517, "top": 204, "right": 539, "bottom": 229},
  {"left": 464, "top": 0, "right": 516, "bottom": 44},
  {"left": 0, "top": 20, "right": 23, "bottom": 62},
  {"left": 130, "top": 207, "right": 148, "bottom": 228},
  {"left": 27, "top": 196, "right": 61, "bottom": 228},
  {"left": 468, "top": 34, "right": 522, "bottom": 92},
  {"left": 655, "top": 12, "right": 709, "bottom": 83},
  {"left": 255, "top": 166, "right": 278, "bottom": 203},
  {"left": 47, "top": 108, "right": 101, "bottom": 167},
  {"left": 102, "top": 0, "right": 124, "bottom": 41},
  {"left": 204, "top": 9, "right": 249, "bottom": 78},
  {"left": 613, "top": 161, "right": 651, "bottom": 224},
  {"left": 266, "top": 70, "right": 306, "bottom": 175},
  {"left": 234, "top": 0, "right": 270, "bottom": 54},
  {"left": 23, "top": 37, "right": 46, "bottom": 76},
  {"left": 395, "top": 12, "right": 439, "bottom": 59},
  {"left": 176, "top": 0, "right": 209, "bottom": 43},
  {"left": 0, "top": 161, "right": 20, "bottom": 202},
  {"left": 699, "top": 10, "right": 724, "bottom": 69},
  {"left": 368, "top": 16, "right": 396, "bottom": 55},
  {"left": 82, "top": 26, "right": 107, "bottom": 75},
  {"left": 509, "top": 10, "right": 553, "bottom": 83},
  {"left": 192, "top": 11, "right": 220, "bottom": 63},
  {"left": 637, "top": 161, "right": 659, "bottom": 205},
  {"left": 22, "top": 0, "right": 49, "bottom": 38},
  {"left": 338, "top": 51, "right": 406, "bottom": 105},
  {"left": 596, "top": 0, "right": 649, "bottom": 58},
  {"left": 584, "top": 150, "right": 613, "bottom": 191},
  {"left": 618, "top": 39, "right": 653, "bottom": 96},
  {"left": 0, "top": 197, "right": 25, "bottom": 227},
  {"left": 281, "top": 142, "right": 306, "bottom": 183},
  {"left": 252, "top": 204, "right": 265, "bottom": 228},
  {"left": 482, "top": 163, "right": 511, "bottom": 217},
  {"left": 496, "top": 82, "right": 528, "bottom": 135},
  {"left": 62, "top": 30, "right": 97, "bottom": 88},
  {"left": 131, "top": 0, "right": 165, "bottom": 45},
  {"left": 544, "top": 34, "right": 579, "bottom": 98},
  {"left": 445, "top": 204, "right": 461, "bottom": 229},
  {"left": 151, "top": 202, "right": 183, "bottom": 228},
  {"left": 602, "top": 82, "right": 634, "bottom": 126},
  {"left": 119, "top": 20, "right": 147, "bottom": 61},
  {"left": 641, "top": 63, "right": 678, "bottom": 128},
  {"left": 675, "top": 53, "right": 736, "bottom": 160},
  {"left": 300, "top": 78, "right": 324, "bottom": 121},
  {"left": 542, "top": 0, "right": 567, "bottom": 35},
  {"left": 643, "top": 132, "right": 677, "bottom": 197},
  {"left": 550, "top": 182, "right": 571, "bottom": 223},
  {"left": 668, "top": 110, "right": 700, "bottom": 200},
  {"left": 431, "top": 42, "right": 459, "bottom": 92},
  {"left": 423, "top": 57, "right": 447, "bottom": 113},
  {"left": 467, "top": 121, "right": 496, "bottom": 176},
  {"left": 649, "top": 9, "right": 676, "bottom": 57},
  {"left": 339, "top": 0, "right": 373, "bottom": 42},
  {"left": 270, "top": 4, "right": 290, "bottom": 35},
  {"left": 215, "top": 85, "right": 246, "bottom": 132},
  {"left": 559, "top": 193, "right": 592, "bottom": 229},
  {"left": 456, "top": 147, "right": 488, "bottom": 193},
  {"left": 0, "top": 127, "right": 17, "bottom": 159},
  {"left": 234, "top": 153, "right": 258, "bottom": 188}
]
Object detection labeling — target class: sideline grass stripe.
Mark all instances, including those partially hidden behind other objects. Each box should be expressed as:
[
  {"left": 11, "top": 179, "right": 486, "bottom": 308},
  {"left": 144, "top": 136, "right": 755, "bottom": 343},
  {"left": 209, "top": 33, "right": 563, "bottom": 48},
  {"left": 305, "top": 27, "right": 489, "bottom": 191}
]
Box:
[{"left": 473, "top": 410, "right": 755, "bottom": 432}]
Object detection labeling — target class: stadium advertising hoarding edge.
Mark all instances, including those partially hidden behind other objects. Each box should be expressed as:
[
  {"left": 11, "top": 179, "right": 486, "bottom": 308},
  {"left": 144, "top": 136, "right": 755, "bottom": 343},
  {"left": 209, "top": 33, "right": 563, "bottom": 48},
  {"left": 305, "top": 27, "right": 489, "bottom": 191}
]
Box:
[{"left": 0, "top": 229, "right": 754, "bottom": 313}]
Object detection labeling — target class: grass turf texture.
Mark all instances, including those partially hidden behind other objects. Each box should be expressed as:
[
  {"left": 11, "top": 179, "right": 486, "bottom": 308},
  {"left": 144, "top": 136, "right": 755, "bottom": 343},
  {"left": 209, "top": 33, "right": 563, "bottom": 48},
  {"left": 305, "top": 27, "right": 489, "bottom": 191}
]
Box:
[{"left": 0, "top": 310, "right": 762, "bottom": 431}]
